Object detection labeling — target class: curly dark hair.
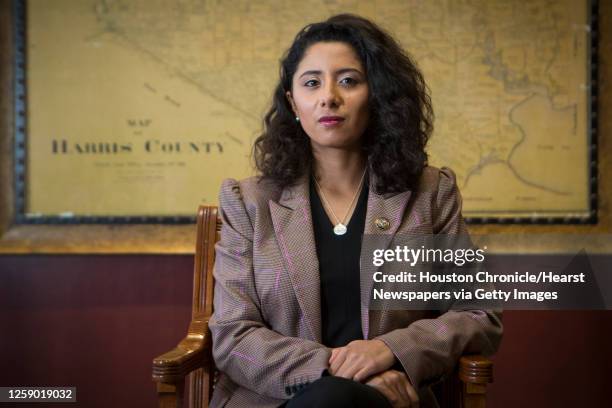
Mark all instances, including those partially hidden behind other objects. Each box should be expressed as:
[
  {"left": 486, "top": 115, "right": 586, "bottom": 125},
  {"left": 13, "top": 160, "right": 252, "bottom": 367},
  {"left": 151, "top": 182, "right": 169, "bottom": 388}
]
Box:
[{"left": 253, "top": 13, "right": 433, "bottom": 194}]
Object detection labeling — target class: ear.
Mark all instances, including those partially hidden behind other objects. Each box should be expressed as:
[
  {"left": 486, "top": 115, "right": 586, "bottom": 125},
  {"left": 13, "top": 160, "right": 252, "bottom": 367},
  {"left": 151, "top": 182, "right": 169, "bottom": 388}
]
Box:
[{"left": 285, "top": 91, "right": 298, "bottom": 116}]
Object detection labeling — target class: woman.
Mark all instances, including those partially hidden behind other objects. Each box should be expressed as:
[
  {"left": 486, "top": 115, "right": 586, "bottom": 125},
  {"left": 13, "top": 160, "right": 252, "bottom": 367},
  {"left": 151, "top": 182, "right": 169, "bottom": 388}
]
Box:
[{"left": 209, "top": 14, "right": 502, "bottom": 408}]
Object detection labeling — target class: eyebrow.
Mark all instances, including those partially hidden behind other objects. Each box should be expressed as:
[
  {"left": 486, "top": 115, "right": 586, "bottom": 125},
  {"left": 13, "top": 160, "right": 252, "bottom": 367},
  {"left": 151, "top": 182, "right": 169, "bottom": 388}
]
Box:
[{"left": 298, "top": 68, "right": 364, "bottom": 79}]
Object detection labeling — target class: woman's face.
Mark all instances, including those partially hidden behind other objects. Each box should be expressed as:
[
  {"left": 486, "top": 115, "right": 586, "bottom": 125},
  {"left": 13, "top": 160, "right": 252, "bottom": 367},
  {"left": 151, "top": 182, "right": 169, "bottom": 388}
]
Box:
[{"left": 287, "top": 41, "right": 370, "bottom": 152}]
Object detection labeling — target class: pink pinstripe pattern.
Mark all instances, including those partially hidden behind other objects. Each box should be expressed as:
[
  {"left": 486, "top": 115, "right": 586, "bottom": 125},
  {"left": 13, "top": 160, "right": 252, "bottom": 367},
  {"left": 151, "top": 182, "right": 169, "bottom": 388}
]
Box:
[
  {"left": 208, "top": 167, "right": 503, "bottom": 408},
  {"left": 230, "top": 350, "right": 262, "bottom": 366}
]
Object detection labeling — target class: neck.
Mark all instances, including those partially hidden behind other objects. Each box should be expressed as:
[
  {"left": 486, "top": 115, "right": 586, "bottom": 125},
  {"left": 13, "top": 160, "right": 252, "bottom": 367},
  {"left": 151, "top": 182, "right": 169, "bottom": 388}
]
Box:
[{"left": 312, "top": 148, "right": 367, "bottom": 197}]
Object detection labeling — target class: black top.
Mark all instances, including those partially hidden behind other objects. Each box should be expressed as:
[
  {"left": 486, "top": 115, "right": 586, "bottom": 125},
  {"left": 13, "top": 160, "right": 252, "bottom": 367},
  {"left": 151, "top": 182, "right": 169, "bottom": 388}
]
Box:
[{"left": 310, "top": 174, "right": 369, "bottom": 348}]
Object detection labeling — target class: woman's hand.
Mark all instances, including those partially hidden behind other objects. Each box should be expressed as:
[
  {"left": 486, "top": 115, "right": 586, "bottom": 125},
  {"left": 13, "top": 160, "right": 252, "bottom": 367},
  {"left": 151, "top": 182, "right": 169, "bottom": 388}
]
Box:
[
  {"left": 366, "top": 369, "right": 419, "bottom": 408},
  {"left": 328, "top": 339, "right": 396, "bottom": 381}
]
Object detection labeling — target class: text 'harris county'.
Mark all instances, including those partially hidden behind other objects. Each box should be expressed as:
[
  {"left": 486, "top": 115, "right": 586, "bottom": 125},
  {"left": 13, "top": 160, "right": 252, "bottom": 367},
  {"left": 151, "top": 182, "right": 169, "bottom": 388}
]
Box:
[{"left": 51, "top": 139, "right": 224, "bottom": 154}]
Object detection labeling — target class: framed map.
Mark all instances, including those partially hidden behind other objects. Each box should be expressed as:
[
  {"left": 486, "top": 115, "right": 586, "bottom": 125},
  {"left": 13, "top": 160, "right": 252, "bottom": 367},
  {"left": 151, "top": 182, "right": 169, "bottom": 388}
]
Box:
[{"left": 13, "top": 0, "right": 597, "bottom": 224}]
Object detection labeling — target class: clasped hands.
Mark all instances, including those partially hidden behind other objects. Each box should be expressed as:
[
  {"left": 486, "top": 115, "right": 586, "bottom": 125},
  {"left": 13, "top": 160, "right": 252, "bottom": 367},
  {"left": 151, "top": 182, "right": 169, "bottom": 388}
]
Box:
[{"left": 328, "top": 339, "right": 419, "bottom": 408}]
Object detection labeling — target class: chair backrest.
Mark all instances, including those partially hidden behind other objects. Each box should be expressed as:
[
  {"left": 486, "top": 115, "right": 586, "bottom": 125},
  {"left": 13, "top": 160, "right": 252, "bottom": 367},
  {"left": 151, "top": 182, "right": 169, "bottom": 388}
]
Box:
[
  {"left": 193, "top": 206, "right": 220, "bottom": 320},
  {"left": 188, "top": 206, "right": 220, "bottom": 408}
]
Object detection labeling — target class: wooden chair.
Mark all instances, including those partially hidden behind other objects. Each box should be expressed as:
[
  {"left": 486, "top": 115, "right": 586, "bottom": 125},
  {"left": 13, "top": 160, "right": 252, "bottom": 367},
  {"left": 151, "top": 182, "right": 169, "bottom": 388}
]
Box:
[{"left": 152, "top": 205, "right": 494, "bottom": 408}]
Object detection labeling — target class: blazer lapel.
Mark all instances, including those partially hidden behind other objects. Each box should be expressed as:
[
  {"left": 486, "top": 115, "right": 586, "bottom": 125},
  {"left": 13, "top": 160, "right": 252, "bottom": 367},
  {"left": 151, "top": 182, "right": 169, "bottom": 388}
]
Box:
[
  {"left": 360, "top": 173, "right": 412, "bottom": 339},
  {"left": 269, "top": 174, "right": 322, "bottom": 342}
]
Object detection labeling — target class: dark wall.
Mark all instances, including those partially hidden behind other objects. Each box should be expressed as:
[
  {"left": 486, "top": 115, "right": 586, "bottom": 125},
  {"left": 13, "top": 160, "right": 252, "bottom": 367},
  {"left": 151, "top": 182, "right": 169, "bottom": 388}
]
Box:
[
  {"left": 1, "top": 255, "right": 611, "bottom": 408},
  {"left": 488, "top": 310, "right": 612, "bottom": 407},
  {"left": 0, "top": 255, "right": 193, "bottom": 408}
]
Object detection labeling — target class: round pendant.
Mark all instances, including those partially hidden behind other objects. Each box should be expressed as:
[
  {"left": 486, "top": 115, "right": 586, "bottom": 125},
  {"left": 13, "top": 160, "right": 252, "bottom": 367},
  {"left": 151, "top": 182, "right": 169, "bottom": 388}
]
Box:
[{"left": 333, "top": 223, "right": 347, "bottom": 235}]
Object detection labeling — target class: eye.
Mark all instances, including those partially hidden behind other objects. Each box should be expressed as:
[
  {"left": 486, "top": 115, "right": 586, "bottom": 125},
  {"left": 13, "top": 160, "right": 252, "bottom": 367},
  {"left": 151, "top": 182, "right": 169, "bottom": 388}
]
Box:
[
  {"left": 304, "top": 79, "right": 319, "bottom": 87},
  {"left": 340, "top": 77, "right": 358, "bottom": 87}
]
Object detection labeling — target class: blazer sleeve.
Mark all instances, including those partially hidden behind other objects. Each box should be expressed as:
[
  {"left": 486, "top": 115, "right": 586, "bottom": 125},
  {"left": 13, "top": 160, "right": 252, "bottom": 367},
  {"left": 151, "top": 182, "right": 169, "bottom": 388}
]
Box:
[
  {"left": 374, "top": 167, "right": 503, "bottom": 389},
  {"left": 209, "top": 178, "right": 330, "bottom": 400}
]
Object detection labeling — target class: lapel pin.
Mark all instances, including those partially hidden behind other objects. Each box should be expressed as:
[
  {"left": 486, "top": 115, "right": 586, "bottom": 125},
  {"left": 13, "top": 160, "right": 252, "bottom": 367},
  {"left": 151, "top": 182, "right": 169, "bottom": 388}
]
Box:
[{"left": 375, "top": 217, "right": 390, "bottom": 231}]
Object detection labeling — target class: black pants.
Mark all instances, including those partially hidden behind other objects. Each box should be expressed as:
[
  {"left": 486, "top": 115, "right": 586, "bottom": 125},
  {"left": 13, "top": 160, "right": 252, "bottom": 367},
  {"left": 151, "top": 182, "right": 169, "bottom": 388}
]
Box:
[{"left": 280, "top": 376, "right": 393, "bottom": 408}]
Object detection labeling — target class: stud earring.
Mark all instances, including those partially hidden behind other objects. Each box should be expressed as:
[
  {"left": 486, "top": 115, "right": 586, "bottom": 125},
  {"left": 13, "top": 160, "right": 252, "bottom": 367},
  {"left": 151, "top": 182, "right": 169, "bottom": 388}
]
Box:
[{"left": 295, "top": 116, "right": 300, "bottom": 122}]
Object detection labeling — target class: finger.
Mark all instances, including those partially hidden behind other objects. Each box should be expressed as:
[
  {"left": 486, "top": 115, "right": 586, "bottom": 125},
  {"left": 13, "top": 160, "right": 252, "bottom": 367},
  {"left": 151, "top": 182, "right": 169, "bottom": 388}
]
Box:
[
  {"left": 391, "top": 373, "right": 411, "bottom": 406},
  {"left": 404, "top": 380, "right": 419, "bottom": 408},
  {"left": 381, "top": 371, "right": 406, "bottom": 401},
  {"left": 354, "top": 366, "right": 375, "bottom": 383},
  {"left": 367, "top": 381, "right": 398, "bottom": 407},
  {"left": 365, "top": 376, "right": 382, "bottom": 387},
  {"left": 381, "top": 374, "right": 408, "bottom": 408},
  {"left": 329, "top": 348, "right": 347, "bottom": 375},
  {"left": 335, "top": 355, "right": 361, "bottom": 379},
  {"left": 329, "top": 348, "right": 338, "bottom": 365}
]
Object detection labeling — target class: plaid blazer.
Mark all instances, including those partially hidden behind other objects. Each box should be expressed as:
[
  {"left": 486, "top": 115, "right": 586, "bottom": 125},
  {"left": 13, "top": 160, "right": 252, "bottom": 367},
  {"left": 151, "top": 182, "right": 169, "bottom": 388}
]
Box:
[{"left": 209, "top": 166, "right": 503, "bottom": 408}]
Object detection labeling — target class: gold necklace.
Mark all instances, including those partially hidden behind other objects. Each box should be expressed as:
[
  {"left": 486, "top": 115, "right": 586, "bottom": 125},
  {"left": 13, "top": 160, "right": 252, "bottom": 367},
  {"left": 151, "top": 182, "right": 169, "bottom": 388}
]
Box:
[{"left": 314, "top": 169, "right": 367, "bottom": 236}]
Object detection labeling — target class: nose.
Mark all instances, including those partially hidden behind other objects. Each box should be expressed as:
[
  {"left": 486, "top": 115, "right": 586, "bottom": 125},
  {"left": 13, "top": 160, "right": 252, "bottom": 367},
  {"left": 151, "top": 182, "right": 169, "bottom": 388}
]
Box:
[{"left": 319, "top": 82, "right": 341, "bottom": 108}]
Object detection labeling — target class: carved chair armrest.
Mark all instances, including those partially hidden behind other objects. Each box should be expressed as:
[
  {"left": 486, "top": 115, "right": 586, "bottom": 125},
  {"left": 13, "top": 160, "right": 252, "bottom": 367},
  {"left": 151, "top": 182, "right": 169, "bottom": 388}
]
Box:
[
  {"left": 458, "top": 355, "right": 493, "bottom": 385},
  {"left": 458, "top": 354, "right": 493, "bottom": 408},
  {"left": 152, "top": 317, "right": 213, "bottom": 384}
]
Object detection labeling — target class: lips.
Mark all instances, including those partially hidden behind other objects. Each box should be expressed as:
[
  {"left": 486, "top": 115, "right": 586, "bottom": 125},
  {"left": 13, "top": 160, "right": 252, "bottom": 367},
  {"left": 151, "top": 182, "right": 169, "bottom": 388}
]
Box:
[{"left": 318, "top": 116, "right": 345, "bottom": 126}]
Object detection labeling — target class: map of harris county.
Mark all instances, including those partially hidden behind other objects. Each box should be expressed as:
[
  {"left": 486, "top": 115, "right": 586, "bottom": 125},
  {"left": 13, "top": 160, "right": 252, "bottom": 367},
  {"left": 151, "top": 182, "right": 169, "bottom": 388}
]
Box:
[{"left": 26, "top": 0, "right": 590, "bottom": 218}]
